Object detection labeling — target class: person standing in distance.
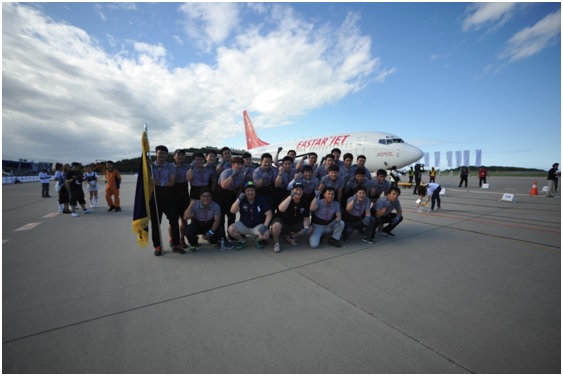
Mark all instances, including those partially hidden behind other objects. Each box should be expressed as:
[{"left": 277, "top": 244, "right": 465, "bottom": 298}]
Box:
[
  {"left": 545, "top": 163, "right": 560, "bottom": 197},
  {"left": 478, "top": 166, "right": 489, "bottom": 187},
  {"left": 65, "top": 162, "right": 93, "bottom": 217},
  {"left": 105, "top": 160, "right": 121, "bottom": 212},
  {"left": 39, "top": 169, "right": 51, "bottom": 198},
  {"left": 458, "top": 166, "right": 469, "bottom": 188}
]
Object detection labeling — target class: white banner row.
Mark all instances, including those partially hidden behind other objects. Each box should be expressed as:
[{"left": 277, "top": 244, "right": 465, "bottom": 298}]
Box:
[{"left": 420, "top": 150, "right": 482, "bottom": 168}]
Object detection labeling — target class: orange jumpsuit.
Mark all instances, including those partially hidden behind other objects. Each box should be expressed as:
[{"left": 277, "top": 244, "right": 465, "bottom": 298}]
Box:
[{"left": 105, "top": 168, "right": 121, "bottom": 208}]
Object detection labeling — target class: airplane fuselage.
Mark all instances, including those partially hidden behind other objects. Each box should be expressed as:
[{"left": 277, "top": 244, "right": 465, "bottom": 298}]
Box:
[{"left": 248, "top": 131, "right": 423, "bottom": 173}]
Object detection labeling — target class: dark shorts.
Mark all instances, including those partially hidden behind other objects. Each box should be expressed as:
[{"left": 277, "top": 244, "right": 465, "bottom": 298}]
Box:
[
  {"left": 271, "top": 217, "right": 303, "bottom": 234},
  {"left": 69, "top": 187, "right": 85, "bottom": 206}
]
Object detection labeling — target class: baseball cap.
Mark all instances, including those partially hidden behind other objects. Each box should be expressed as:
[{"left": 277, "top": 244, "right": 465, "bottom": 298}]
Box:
[
  {"left": 244, "top": 181, "right": 256, "bottom": 189},
  {"left": 293, "top": 182, "right": 304, "bottom": 189}
]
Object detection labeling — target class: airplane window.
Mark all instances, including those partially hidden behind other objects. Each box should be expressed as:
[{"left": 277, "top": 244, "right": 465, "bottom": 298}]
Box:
[
  {"left": 379, "top": 139, "right": 386, "bottom": 145},
  {"left": 392, "top": 138, "right": 404, "bottom": 143}
]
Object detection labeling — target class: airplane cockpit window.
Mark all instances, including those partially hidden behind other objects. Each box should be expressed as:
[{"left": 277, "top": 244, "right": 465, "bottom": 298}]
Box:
[{"left": 380, "top": 138, "right": 405, "bottom": 145}]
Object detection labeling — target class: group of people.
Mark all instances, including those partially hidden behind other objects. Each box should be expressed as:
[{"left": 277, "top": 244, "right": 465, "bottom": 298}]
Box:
[
  {"left": 147, "top": 145, "right": 442, "bottom": 257},
  {"left": 52, "top": 161, "right": 121, "bottom": 217}
]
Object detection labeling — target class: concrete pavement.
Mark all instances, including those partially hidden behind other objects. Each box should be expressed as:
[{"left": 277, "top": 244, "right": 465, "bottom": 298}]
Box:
[{"left": 2, "top": 174, "right": 560, "bottom": 373}]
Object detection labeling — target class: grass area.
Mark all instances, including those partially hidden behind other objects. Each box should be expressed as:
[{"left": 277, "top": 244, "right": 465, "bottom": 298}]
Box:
[{"left": 439, "top": 170, "right": 546, "bottom": 178}]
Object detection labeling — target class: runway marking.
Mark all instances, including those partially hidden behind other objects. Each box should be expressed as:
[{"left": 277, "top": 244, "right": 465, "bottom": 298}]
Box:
[
  {"left": 3, "top": 239, "right": 9, "bottom": 244},
  {"left": 14, "top": 223, "right": 42, "bottom": 232},
  {"left": 406, "top": 209, "right": 560, "bottom": 234},
  {"left": 42, "top": 212, "right": 60, "bottom": 218}
]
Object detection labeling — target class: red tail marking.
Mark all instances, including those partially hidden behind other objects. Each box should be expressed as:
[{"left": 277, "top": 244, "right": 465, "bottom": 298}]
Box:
[{"left": 243, "top": 110, "right": 269, "bottom": 150}]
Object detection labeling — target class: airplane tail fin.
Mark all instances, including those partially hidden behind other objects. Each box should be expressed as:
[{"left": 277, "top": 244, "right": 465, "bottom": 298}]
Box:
[{"left": 243, "top": 110, "right": 269, "bottom": 150}]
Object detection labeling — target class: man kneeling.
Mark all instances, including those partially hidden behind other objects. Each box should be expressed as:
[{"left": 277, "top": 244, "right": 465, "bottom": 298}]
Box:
[
  {"left": 184, "top": 188, "right": 232, "bottom": 252},
  {"left": 228, "top": 181, "right": 273, "bottom": 250},
  {"left": 270, "top": 182, "right": 313, "bottom": 253},
  {"left": 370, "top": 186, "right": 403, "bottom": 238},
  {"left": 309, "top": 187, "right": 344, "bottom": 248}
]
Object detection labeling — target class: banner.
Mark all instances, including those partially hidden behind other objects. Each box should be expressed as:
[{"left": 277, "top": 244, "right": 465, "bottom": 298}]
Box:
[
  {"left": 475, "top": 149, "right": 482, "bottom": 167},
  {"left": 447, "top": 151, "right": 452, "bottom": 168},
  {"left": 464, "top": 150, "right": 470, "bottom": 167},
  {"left": 424, "top": 152, "right": 430, "bottom": 167},
  {"left": 132, "top": 131, "right": 152, "bottom": 247},
  {"left": 455, "top": 151, "right": 461, "bottom": 167},
  {"left": 434, "top": 151, "right": 440, "bottom": 167}
]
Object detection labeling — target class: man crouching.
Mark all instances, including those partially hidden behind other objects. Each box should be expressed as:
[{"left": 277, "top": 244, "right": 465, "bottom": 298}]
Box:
[
  {"left": 228, "top": 181, "right": 273, "bottom": 250},
  {"left": 270, "top": 182, "right": 312, "bottom": 253}
]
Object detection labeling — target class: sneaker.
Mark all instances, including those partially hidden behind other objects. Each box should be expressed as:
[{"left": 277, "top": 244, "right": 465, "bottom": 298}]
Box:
[
  {"left": 71, "top": 212, "right": 80, "bottom": 217},
  {"left": 172, "top": 245, "right": 186, "bottom": 254},
  {"left": 188, "top": 245, "right": 197, "bottom": 253},
  {"left": 107, "top": 206, "right": 115, "bottom": 212},
  {"left": 181, "top": 241, "right": 188, "bottom": 249},
  {"left": 114, "top": 207, "right": 121, "bottom": 212},
  {"left": 362, "top": 236, "right": 375, "bottom": 244},
  {"left": 376, "top": 225, "right": 384, "bottom": 234},
  {"left": 284, "top": 234, "right": 298, "bottom": 246},
  {"left": 83, "top": 209, "right": 92, "bottom": 214},
  {"left": 381, "top": 230, "right": 395, "bottom": 237},
  {"left": 274, "top": 242, "right": 281, "bottom": 253},
  {"left": 236, "top": 240, "right": 247, "bottom": 250},
  {"left": 223, "top": 240, "right": 236, "bottom": 250},
  {"left": 255, "top": 238, "right": 264, "bottom": 249},
  {"left": 154, "top": 246, "right": 162, "bottom": 256},
  {"left": 328, "top": 238, "right": 342, "bottom": 248}
]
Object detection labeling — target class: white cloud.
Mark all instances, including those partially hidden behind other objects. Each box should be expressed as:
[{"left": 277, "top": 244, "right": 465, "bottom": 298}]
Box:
[
  {"left": 498, "top": 9, "right": 561, "bottom": 62},
  {"left": 179, "top": 3, "right": 240, "bottom": 53},
  {"left": 462, "top": 3, "right": 518, "bottom": 32},
  {"left": 2, "top": 3, "right": 390, "bottom": 164}
]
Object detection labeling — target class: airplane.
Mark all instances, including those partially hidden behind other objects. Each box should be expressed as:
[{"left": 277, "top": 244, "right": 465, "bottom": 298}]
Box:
[{"left": 243, "top": 110, "right": 424, "bottom": 174}]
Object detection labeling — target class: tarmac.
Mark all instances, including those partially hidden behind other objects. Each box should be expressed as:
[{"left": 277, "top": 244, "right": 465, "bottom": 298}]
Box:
[{"left": 2, "top": 174, "right": 560, "bottom": 373}]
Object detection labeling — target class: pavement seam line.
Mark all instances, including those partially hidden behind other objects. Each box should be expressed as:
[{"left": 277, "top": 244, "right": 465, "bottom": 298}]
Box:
[{"left": 293, "top": 270, "right": 476, "bottom": 374}]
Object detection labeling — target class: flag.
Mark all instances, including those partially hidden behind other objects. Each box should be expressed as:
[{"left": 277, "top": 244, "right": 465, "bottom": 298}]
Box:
[{"left": 132, "top": 131, "right": 152, "bottom": 247}]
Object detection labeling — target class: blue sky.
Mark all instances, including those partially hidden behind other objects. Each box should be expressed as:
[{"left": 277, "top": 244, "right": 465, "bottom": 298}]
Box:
[{"left": 2, "top": 2, "right": 561, "bottom": 169}]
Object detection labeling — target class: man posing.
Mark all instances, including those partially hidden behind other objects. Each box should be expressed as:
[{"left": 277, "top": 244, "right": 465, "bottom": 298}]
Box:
[
  {"left": 309, "top": 187, "right": 344, "bottom": 249},
  {"left": 370, "top": 186, "right": 403, "bottom": 239},
  {"left": 270, "top": 182, "right": 312, "bottom": 253},
  {"left": 150, "top": 145, "right": 184, "bottom": 256},
  {"left": 229, "top": 181, "right": 273, "bottom": 250}
]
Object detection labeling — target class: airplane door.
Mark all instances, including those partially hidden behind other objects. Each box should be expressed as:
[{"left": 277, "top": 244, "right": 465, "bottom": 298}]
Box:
[{"left": 356, "top": 136, "right": 366, "bottom": 156}]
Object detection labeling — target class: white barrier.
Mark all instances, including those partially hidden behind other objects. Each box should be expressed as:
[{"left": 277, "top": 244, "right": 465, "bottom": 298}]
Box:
[
  {"left": 542, "top": 186, "right": 549, "bottom": 192},
  {"left": 481, "top": 183, "right": 489, "bottom": 189},
  {"left": 2, "top": 176, "right": 42, "bottom": 184}
]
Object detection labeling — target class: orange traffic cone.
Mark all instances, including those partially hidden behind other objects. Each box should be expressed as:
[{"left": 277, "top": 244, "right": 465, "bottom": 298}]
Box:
[{"left": 530, "top": 182, "right": 538, "bottom": 196}]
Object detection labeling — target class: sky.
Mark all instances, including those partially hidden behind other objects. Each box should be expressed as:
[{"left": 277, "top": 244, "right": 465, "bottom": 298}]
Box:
[{"left": 2, "top": 2, "right": 561, "bottom": 170}]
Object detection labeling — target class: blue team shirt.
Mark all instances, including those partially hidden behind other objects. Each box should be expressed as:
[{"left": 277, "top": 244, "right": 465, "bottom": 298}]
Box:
[{"left": 239, "top": 196, "right": 271, "bottom": 228}]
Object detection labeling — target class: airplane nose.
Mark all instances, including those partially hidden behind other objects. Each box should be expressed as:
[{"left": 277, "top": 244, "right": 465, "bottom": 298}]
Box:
[{"left": 404, "top": 144, "right": 424, "bottom": 164}]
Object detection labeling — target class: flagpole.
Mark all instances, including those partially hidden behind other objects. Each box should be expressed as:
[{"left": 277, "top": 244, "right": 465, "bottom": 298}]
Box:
[{"left": 145, "top": 123, "right": 165, "bottom": 256}]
